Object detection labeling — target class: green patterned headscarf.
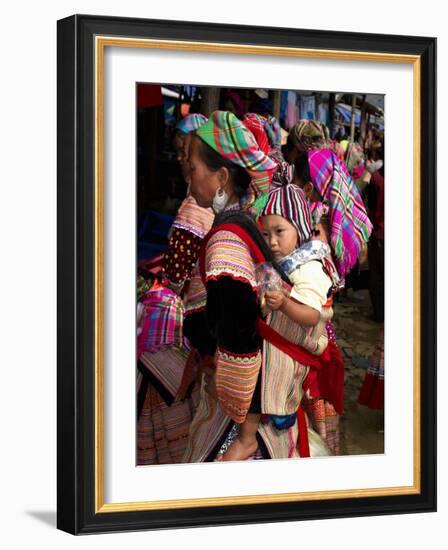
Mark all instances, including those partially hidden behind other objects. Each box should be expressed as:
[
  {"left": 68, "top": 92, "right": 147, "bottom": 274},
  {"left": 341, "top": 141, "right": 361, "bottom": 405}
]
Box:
[
  {"left": 291, "top": 119, "right": 330, "bottom": 152},
  {"left": 196, "top": 111, "right": 276, "bottom": 203}
]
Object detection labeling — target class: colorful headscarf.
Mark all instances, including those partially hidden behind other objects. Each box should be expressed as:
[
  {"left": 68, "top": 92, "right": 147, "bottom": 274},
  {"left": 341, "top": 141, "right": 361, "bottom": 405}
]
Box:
[
  {"left": 196, "top": 111, "right": 277, "bottom": 204},
  {"left": 261, "top": 184, "right": 313, "bottom": 246},
  {"left": 242, "top": 113, "right": 270, "bottom": 155},
  {"left": 291, "top": 119, "right": 330, "bottom": 152},
  {"left": 175, "top": 113, "right": 208, "bottom": 134},
  {"left": 307, "top": 149, "right": 372, "bottom": 277},
  {"left": 265, "top": 115, "right": 282, "bottom": 150},
  {"left": 344, "top": 141, "right": 366, "bottom": 180}
]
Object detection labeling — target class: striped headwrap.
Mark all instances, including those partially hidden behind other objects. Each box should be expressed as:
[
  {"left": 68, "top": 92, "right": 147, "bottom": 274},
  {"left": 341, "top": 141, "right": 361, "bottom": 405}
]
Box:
[
  {"left": 308, "top": 149, "right": 372, "bottom": 277},
  {"left": 196, "top": 111, "right": 277, "bottom": 204},
  {"left": 271, "top": 158, "right": 294, "bottom": 189},
  {"left": 175, "top": 113, "right": 208, "bottom": 134},
  {"left": 261, "top": 183, "right": 313, "bottom": 247},
  {"left": 242, "top": 113, "right": 270, "bottom": 155},
  {"left": 291, "top": 119, "right": 330, "bottom": 152}
]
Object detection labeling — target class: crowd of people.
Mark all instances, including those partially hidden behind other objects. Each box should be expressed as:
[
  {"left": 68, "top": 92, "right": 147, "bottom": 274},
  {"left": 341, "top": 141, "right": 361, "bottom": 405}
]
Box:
[{"left": 136, "top": 102, "right": 385, "bottom": 465}]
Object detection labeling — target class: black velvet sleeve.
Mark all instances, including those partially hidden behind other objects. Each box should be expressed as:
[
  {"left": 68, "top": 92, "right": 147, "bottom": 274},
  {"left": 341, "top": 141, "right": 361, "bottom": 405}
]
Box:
[
  {"left": 206, "top": 277, "right": 261, "bottom": 355},
  {"left": 183, "top": 310, "right": 217, "bottom": 357}
]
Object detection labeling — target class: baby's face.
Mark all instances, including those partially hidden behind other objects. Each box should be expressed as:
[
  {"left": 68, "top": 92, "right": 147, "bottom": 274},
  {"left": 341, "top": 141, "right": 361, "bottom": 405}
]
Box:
[{"left": 261, "top": 215, "right": 298, "bottom": 260}]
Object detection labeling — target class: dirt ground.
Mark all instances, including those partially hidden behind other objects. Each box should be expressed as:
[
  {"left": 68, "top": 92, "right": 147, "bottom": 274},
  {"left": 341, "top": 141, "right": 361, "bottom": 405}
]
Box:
[{"left": 333, "top": 288, "right": 384, "bottom": 455}]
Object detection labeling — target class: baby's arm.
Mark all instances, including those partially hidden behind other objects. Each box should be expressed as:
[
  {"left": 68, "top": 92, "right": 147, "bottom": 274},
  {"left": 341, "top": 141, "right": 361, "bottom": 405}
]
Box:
[{"left": 265, "top": 290, "right": 320, "bottom": 327}]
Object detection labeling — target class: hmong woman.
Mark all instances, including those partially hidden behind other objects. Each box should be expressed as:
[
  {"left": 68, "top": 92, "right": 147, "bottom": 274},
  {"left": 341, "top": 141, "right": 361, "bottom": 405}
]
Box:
[
  {"left": 292, "top": 149, "right": 373, "bottom": 454},
  {"left": 284, "top": 119, "right": 331, "bottom": 164},
  {"left": 136, "top": 113, "right": 214, "bottom": 465},
  {"left": 181, "top": 111, "right": 330, "bottom": 462},
  {"left": 282, "top": 119, "right": 348, "bottom": 455}
]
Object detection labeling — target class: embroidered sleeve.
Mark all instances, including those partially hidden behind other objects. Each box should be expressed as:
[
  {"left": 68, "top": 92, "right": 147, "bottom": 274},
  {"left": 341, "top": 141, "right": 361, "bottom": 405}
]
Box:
[
  {"left": 206, "top": 277, "right": 261, "bottom": 424},
  {"left": 187, "top": 228, "right": 263, "bottom": 423},
  {"left": 204, "top": 230, "right": 257, "bottom": 289}
]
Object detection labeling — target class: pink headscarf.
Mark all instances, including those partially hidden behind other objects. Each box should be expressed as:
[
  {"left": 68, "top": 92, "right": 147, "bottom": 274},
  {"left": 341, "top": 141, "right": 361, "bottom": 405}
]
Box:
[{"left": 307, "top": 149, "right": 372, "bottom": 277}]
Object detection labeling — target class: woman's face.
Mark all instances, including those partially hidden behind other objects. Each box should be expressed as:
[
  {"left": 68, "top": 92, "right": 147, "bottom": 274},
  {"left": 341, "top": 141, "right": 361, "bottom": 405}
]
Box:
[
  {"left": 188, "top": 136, "right": 222, "bottom": 208},
  {"left": 173, "top": 132, "right": 191, "bottom": 183},
  {"left": 261, "top": 215, "right": 298, "bottom": 260}
]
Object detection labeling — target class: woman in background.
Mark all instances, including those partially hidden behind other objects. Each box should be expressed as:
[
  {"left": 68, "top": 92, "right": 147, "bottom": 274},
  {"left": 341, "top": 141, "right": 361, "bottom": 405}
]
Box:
[{"left": 136, "top": 113, "right": 214, "bottom": 465}]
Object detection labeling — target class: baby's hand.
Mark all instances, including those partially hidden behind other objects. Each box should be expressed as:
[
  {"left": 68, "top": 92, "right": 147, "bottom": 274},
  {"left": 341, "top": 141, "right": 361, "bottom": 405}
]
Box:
[{"left": 265, "top": 290, "right": 286, "bottom": 310}]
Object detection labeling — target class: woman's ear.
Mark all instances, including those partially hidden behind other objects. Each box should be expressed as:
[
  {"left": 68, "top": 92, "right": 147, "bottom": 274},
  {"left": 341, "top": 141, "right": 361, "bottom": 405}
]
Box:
[
  {"left": 217, "top": 166, "right": 230, "bottom": 188},
  {"left": 302, "top": 181, "right": 314, "bottom": 199}
]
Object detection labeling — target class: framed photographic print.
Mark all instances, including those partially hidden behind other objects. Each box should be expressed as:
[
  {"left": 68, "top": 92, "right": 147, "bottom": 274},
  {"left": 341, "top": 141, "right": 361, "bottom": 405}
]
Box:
[{"left": 57, "top": 14, "right": 436, "bottom": 534}]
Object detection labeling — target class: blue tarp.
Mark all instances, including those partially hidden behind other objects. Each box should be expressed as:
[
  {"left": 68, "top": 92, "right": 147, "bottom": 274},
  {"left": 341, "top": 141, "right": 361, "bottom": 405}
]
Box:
[{"left": 336, "top": 103, "right": 361, "bottom": 125}]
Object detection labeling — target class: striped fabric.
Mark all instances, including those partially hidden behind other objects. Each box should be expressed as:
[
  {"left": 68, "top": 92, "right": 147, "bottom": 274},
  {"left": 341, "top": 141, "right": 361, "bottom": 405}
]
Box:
[
  {"left": 261, "top": 303, "right": 330, "bottom": 415},
  {"left": 301, "top": 397, "right": 340, "bottom": 455},
  {"left": 205, "top": 229, "right": 258, "bottom": 289},
  {"left": 171, "top": 194, "right": 214, "bottom": 239},
  {"left": 261, "top": 333, "right": 309, "bottom": 415},
  {"left": 301, "top": 319, "right": 341, "bottom": 454},
  {"left": 215, "top": 348, "right": 262, "bottom": 423},
  {"left": 182, "top": 375, "right": 330, "bottom": 462},
  {"left": 139, "top": 347, "right": 190, "bottom": 398},
  {"left": 175, "top": 113, "right": 208, "bottom": 134},
  {"left": 261, "top": 184, "right": 313, "bottom": 247},
  {"left": 196, "top": 111, "right": 276, "bottom": 205},
  {"left": 137, "top": 381, "right": 200, "bottom": 465},
  {"left": 182, "top": 377, "right": 234, "bottom": 463},
  {"left": 271, "top": 158, "right": 294, "bottom": 189},
  {"left": 184, "top": 262, "right": 207, "bottom": 315},
  {"left": 308, "top": 149, "right": 373, "bottom": 277}
]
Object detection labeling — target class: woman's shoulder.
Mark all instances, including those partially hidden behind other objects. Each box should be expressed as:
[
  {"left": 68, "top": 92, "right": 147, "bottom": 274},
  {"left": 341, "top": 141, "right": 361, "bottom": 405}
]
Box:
[{"left": 207, "top": 227, "right": 251, "bottom": 251}]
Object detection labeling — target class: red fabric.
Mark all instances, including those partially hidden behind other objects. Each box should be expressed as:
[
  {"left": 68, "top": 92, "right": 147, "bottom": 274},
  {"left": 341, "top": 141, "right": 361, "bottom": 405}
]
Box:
[
  {"left": 296, "top": 405, "right": 310, "bottom": 457},
  {"left": 242, "top": 114, "right": 270, "bottom": 155},
  {"left": 137, "top": 84, "right": 163, "bottom": 108},
  {"left": 358, "top": 373, "right": 384, "bottom": 409},
  {"left": 302, "top": 341, "right": 345, "bottom": 415},
  {"left": 256, "top": 318, "right": 322, "bottom": 369}
]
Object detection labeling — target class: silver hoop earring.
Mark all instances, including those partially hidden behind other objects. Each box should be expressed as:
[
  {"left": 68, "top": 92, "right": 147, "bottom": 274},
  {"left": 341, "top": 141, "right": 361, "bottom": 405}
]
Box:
[{"left": 212, "top": 187, "right": 229, "bottom": 213}]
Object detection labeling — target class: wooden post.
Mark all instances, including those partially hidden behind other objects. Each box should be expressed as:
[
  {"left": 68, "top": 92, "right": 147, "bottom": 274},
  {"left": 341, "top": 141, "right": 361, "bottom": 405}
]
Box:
[
  {"left": 329, "top": 93, "right": 336, "bottom": 136},
  {"left": 360, "top": 94, "right": 367, "bottom": 146},
  {"left": 350, "top": 94, "right": 357, "bottom": 141},
  {"left": 200, "top": 87, "right": 221, "bottom": 117},
  {"left": 272, "top": 90, "right": 281, "bottom": 119}
]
